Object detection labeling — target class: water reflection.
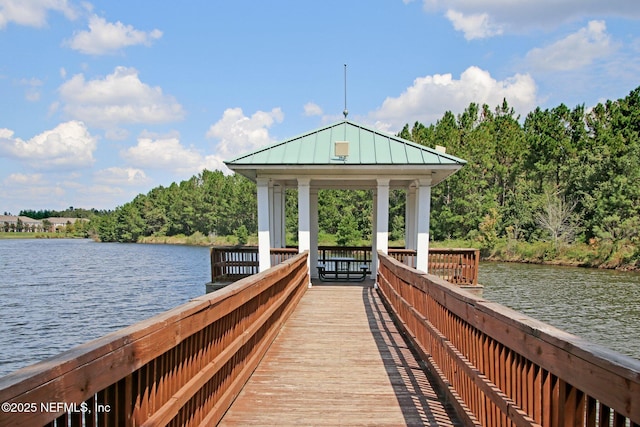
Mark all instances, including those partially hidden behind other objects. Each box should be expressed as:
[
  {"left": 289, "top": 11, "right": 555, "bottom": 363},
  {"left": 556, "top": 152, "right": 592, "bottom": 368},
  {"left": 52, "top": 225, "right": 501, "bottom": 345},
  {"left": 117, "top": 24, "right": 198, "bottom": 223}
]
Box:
[
  {"left": 0, "top": 239, "right": 209, "bottom": 376},
  {"left": 479, "top": 261, "right": 640, "bottom": 360},
  {"left": 1, "top": 240, "right": 638, "bottom": 378}
]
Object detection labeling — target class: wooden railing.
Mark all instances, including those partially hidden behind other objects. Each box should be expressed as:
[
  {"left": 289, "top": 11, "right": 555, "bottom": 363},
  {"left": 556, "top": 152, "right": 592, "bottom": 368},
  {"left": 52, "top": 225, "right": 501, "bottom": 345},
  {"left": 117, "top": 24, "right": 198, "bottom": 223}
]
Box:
[
  {"left": 210, "top": 246, "right": 480, "bottom": 285},
  {"left": 376, "top": 251, "right": 640, "bottom": 427},
  {"left": 388, "top": 247, "right": 479, "bottom": 285},
  {"left": 0, "top": 252, "right": 309, "bottom": 427},
  {"left": 210, "top": 246, "right": 299, "bottom": 281}
]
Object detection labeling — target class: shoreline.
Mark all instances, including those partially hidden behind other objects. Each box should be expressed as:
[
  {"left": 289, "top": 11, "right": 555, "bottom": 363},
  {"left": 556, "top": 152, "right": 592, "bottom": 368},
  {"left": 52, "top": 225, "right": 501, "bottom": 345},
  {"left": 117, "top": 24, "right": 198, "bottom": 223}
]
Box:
[
  {"left": 0, "top": 232, "right": 86, "bottom": 240},
  {"left": 483, "top": 255, "right": 640, "bottom": 272},
  {"left": 4, "top": 232, "right": 638, "bottom": 272}
]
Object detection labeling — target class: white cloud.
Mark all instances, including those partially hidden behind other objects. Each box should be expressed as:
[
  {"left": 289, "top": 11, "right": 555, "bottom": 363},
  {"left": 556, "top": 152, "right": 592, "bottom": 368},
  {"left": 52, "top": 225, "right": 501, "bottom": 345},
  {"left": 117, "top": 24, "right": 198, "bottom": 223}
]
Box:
[
  {"left": 0, "top": 121, "right": 97, "bottom": 170},
  {"left": 304, "top": 102, "right": 323, "bottom": 116},
  {"left": 418, "top": 0, "right": 640, "bottom": 35},
  {"left": 526, "top": 20, "right": 615, "bottom": 72},
  {"left": 58, "top": 66, "right": 184, "bottom": 128},
  {"left": 48, "top": 100, "right": 60, "bottom": 116},
  {"left": 94, "top": 167, "right": 150, "bottom": 186},
  {"left": 75, "top": 184, "right": 129, "bottom": 210},
  {"left": 65, "top": 15, "right": 163, "bottom": 55},
  {"left": 0, "top": 177, "right": 66, "bottom": 210},
  {"left": 0, "top": 0, "right": 76, "bottom": 29},
  {"left": 4, "top": 173, "right": 44, "bottom": 186},
  {"left": 1, "top": 172, "right": 123, "bottom": 213},
  {"left": 445, "top": 9, "right": 502, "bottom": 40},
  {"left": 206, "top": 107, "right": 284, "bottom": 160},
  {"left": 19, "top": 77, "right": 43, "bottom": 101},
  {"left": 370, "top": 66, "right": 537, "bottom": 131},
  {"left": 122, "top": 135, "right": 221, "bottom": 176},
  {"left": 104, "top": 127, "right": 130, "bottom": 141}
]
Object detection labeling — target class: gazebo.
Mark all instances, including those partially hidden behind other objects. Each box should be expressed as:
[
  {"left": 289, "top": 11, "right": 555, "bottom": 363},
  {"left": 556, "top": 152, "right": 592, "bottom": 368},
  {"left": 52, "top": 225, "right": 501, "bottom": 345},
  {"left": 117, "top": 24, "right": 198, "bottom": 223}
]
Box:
[{"left": 224, "top": 120, "right": 466, "bottom": 282}]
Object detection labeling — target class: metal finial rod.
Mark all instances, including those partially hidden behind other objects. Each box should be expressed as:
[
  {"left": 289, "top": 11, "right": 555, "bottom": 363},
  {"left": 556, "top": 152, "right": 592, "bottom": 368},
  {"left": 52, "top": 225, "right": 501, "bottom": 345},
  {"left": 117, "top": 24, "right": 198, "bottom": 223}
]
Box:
[{"left": 343, "top": 64, "right": 348, "bottom": 119}]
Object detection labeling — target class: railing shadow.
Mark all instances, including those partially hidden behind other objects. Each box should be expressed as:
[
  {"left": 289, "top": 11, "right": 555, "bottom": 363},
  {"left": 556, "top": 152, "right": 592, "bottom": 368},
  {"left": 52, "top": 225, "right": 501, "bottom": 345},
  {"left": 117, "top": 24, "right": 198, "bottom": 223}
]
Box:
[
  {"left": 361, "top": 285, "right": 462, "bottom": 426},
  {"left": 377, "top": 252, "right": 640, "bottom": 425},
  {"left": 0, "top": 253, "right": 310, "bottom": 427}
]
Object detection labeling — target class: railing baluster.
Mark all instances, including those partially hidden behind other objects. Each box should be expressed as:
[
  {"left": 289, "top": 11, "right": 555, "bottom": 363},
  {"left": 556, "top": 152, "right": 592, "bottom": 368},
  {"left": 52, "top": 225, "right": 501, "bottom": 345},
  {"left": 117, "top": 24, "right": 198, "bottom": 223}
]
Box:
[
  {"left": 211, "top": 246, "right": 479, "bottom": 285},
  {"left": 0, "top": 253, "right": 310, "bottom": 427},
  {"left": 375, "top": 251, "right": 640, "bottom": 427}
]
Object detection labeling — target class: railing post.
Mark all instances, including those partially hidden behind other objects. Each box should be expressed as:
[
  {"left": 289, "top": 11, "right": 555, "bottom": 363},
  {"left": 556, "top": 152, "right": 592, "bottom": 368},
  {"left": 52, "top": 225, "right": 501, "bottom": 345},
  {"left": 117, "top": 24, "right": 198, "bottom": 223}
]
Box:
[
  {"left": 375, "top": 252, "right": 640, "bottom": 426},
  {"left": 0, "top": 252, "right": 310, "bottom": 427},
  {"left": 472, "top": 249, "right": 479, "bottom": 285}
]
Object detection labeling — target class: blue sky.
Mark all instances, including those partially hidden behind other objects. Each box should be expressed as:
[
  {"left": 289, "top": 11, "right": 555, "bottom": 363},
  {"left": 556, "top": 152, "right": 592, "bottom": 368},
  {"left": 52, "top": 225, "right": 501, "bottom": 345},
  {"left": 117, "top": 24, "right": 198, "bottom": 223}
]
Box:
[{"left": 1, "top": 0, "right": 639, "bottom": 215}]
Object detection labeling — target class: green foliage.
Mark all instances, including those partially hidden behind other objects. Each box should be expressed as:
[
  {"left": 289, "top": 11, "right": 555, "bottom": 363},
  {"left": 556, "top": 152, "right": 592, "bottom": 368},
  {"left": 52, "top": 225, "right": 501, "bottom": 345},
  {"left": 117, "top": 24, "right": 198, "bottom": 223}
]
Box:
[
  {"left": 402, "top": 86, "right": 640, "bottom": 255},
  {"left": 18, "top": 207, "right": 104, "bottom": 219},
  {"left": 94, "top": 170, "right": 258, "bottom": 243},
  {"left": 477, "top": 208, "right": 500, "bottom": 253},
  {"left": 390, "top": 215, "right": 405, "bottom": 242},
  {"left": 89, "top": 86, "right": 640, "bottom": 261},
  {"left": 234, "top": 225, "right": 249, "bottom": 245},
  {"left": 336, "top": 210, "right": 361, "bottom": 246}
]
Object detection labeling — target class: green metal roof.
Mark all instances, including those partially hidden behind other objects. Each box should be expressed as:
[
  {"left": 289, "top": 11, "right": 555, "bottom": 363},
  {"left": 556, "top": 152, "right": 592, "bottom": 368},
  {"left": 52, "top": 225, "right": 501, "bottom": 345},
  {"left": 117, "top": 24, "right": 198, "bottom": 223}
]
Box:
[{"left": 225, "top": 120, "right": 466, "bottom": 167}]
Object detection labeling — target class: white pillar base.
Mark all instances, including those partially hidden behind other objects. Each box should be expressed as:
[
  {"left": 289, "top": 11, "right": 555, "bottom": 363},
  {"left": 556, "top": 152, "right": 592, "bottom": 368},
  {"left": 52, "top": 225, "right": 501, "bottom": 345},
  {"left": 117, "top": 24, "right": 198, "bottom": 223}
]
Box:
[{"left": 415, "top": 178, "right": 432, "bottom": 274}]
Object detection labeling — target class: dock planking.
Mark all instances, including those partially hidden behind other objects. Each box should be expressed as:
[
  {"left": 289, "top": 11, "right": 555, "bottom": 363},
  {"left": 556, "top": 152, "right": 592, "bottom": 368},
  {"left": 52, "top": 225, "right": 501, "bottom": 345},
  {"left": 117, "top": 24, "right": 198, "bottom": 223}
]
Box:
[{"left": 219, "top": 280, "right": 462, "bottom": 426}]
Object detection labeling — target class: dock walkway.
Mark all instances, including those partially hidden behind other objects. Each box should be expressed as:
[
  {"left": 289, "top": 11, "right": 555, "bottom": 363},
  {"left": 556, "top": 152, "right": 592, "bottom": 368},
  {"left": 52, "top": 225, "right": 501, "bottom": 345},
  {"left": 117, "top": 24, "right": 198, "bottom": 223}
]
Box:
[{"left": 219, "top": 281, "right": 462, "bottom": 426}]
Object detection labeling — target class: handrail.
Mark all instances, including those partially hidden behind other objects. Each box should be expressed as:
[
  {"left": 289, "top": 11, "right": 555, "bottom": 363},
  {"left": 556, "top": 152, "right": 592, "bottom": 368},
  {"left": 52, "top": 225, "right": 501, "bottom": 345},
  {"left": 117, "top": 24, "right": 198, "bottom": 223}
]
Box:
[
  {"left": 388, "top": 247, "right": 480, "bottom": 285},
  {"left": 376, "top": 251, "right": 640, "bottom": 426},
  {"left": 0, "top": 252, "right": 309, "bottom": 427},
  {"left": 210, "top": 246, "right": 480, "bottom": 285},
  {"left": 210, "top": 246, "right": 298, "bottom": 282}
]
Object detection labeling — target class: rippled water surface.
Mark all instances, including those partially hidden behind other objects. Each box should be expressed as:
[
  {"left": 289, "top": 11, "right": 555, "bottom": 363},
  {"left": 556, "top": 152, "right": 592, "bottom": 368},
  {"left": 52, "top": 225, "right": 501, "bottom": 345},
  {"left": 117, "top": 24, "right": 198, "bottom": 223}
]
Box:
[
  {"left": 2, "top": 241, "right": 639, "bottom": 377},
  {"left": 0, "top": 239, "right": 209, "bottom": 376},
  {"left": 479, "top": 261, "right": 640, "bottom": 360}
]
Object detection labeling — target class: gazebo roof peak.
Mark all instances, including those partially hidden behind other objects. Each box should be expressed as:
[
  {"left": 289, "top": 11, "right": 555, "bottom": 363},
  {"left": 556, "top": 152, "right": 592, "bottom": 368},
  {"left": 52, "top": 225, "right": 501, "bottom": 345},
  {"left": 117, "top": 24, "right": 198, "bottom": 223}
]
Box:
[{"left": 225, "top": 119, "right": 466, "bottom": 186}]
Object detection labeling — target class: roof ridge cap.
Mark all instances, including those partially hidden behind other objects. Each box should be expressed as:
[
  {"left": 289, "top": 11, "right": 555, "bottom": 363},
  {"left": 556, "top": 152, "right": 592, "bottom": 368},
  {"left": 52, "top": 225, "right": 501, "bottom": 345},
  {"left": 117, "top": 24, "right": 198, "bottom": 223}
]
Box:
[{"left": 225, "top": 119, "right": 466, "bottom": 165}]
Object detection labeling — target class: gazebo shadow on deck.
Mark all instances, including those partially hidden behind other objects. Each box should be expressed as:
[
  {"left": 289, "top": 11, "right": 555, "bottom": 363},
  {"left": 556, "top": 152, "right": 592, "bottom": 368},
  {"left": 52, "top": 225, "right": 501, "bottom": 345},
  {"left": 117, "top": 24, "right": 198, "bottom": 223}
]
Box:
[{"left": 361, "top": 283, "right": 463, "bottom": 426}]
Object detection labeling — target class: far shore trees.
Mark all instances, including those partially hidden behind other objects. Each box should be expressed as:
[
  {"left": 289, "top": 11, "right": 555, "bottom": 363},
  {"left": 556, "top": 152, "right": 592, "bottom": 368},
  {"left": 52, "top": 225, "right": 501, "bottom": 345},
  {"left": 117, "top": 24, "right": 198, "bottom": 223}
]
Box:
[{"left": 89, "top": 87, "right": 640, "bottom": 268}]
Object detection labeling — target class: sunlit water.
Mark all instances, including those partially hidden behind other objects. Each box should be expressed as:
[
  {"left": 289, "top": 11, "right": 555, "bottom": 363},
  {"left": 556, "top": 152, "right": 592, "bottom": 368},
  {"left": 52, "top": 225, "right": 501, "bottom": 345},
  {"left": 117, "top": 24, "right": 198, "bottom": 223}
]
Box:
[
  {"left": 0, "top": 239, "right": 209, "bottom": 376},
  {"left": 1, "top": 240, "right": 639, "bottom": 377},
  {"left": 479, "top": 261, "right": 640, "bottom": 360}
]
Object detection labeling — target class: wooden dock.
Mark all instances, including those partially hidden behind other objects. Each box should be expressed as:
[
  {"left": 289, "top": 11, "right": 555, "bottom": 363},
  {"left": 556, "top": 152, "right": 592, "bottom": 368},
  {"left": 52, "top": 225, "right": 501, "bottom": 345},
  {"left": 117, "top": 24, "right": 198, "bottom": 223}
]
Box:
[
  {"left": 4, "top": 251, "right": 637, "bottom": 426},
  {"left": 219, "top": 280, "right": 462, "bottom": 426}
]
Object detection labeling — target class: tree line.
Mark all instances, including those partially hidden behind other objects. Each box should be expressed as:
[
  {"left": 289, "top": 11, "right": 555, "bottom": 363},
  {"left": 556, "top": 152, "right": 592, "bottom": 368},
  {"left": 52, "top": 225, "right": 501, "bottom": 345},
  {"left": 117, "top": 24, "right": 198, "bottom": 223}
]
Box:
[
  {"left": 92, "top": 171, "right": 258, "bottom": 243},
  {"left": 17, "top": 207, "right": 106, "bottom": 219},
  {"left": 88, "top": 86, "right": 638, "bottom": 265},
  {"left": 404, "top": 87, "right": 639, "bottom": 256}
]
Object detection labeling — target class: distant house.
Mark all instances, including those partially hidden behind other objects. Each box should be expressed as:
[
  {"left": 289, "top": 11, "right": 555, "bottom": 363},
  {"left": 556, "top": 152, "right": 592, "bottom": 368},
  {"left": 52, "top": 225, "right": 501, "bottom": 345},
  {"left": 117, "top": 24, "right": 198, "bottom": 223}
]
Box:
[
  {"left": 0, "top": 215, "right": 87, "bottom": 232},
  {"left": 0, "top": 215, "right": 44, "bottom": 232},
  {"left": 45, "top": 217, "right": 87, "bottom": 231}
]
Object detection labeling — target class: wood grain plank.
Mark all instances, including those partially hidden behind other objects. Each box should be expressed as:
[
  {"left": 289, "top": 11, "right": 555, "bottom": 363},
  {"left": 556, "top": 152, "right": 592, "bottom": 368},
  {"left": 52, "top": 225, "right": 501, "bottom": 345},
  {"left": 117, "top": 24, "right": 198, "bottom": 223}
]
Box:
[{"left": 219, "top": 282, "right": 463, "bottom": 426}]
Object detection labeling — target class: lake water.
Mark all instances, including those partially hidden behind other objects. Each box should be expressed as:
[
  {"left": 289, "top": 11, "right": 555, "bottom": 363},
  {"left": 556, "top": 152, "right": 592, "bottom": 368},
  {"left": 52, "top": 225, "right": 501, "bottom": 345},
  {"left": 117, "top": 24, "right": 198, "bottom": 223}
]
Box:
[
  {"left": 479, "top": 261, "right": 640, "bottom": 360},
  {"left": 1, "top": 240, "right": 639, "bottom": 377},
  {"left": 0, "top": 239, "right": 210, "bottom": 377}
]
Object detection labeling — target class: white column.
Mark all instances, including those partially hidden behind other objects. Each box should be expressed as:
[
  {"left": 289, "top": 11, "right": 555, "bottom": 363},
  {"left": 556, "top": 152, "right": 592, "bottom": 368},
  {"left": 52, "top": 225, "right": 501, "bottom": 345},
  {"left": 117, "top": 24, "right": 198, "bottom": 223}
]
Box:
[
  {"left": 310, "top": 188, "right": 319, "bottom": 279},
  {"left": 371, "top": 190, "right": 378, "bottom": 280},
  {"left": 416, "top": 178, "right": 432, "bottom": 273},
  {"left": 297, "top": 178, "right": 311, "bottom": 247},
  {"left": 268, "top": 182, "right": 275, "bottom": 247},
  {"left": 297, "top": 178, "right": 311, "bottom": 286},
  {"left": 273, "top": 183, "right": 284, "bottom": 248},
  {"left": 256, "top": 177, "right": 271, "bottom": 272},
  {"left": 373, "top": 178, "right": 390, "bottom": 278},
  {"left": 376, "top": 178, "right": 390, "bottom": 254},
  {"left": 280, "top": 185, "right": 287, "bottom": 246},
  {"left": 405, "top": 185, "right": 417, "bottom": 251}
]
